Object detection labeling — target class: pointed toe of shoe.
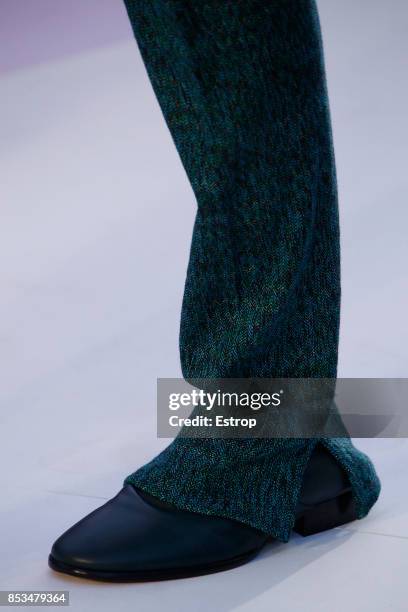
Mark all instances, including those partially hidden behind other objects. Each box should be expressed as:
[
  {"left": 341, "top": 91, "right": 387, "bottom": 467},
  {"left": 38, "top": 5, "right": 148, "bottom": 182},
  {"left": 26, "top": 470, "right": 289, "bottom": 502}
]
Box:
[
  {"left": 48, "top": 485, "right": 266, "bottom": 581},
  {"left": 49, "top": 486, "right": 148, "bottom": 577}
]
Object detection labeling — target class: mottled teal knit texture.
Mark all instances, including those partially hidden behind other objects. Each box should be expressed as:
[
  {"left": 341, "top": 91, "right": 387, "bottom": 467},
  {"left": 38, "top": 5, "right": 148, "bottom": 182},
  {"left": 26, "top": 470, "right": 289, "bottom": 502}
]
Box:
[{"left": 123, "top": 0, "right": 380, "bottom": 541}]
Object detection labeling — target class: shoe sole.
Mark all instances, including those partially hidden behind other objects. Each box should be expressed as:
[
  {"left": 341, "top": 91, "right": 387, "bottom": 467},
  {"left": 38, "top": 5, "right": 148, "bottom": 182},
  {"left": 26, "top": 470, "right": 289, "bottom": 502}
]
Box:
[{"left": 48, "top": 547, "right": 261, "bottom": 582}]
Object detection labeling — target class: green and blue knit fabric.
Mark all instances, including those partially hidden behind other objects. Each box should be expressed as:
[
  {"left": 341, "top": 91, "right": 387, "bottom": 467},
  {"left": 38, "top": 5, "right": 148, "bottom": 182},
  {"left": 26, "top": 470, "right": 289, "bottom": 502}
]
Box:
[{"left": 123, "top": 0, "right": 380, "bottom": 541}]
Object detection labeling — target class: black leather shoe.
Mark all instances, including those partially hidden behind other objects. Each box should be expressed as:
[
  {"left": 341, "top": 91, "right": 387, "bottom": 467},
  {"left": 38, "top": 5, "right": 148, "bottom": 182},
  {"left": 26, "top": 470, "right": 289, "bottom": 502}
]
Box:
[{"left": 48, "top": 445, "right": 357, "bottom": 582}]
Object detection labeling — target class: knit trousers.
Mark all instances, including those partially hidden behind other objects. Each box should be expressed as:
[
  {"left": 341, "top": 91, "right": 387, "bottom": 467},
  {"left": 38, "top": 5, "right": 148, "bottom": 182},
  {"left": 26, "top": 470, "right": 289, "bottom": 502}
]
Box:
[{"left": 123, "top": 0, "right": 380, "bottom": 541}]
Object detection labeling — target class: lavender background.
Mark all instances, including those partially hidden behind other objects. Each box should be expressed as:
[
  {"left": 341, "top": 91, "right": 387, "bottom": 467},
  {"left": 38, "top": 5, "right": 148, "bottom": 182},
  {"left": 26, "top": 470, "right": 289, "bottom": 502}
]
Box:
[
  {"left": 0, "top": 0, "right": 130, "bottom": 74},
  {"left": 1, "top": 1, "right": 407, "bottom": 611}
]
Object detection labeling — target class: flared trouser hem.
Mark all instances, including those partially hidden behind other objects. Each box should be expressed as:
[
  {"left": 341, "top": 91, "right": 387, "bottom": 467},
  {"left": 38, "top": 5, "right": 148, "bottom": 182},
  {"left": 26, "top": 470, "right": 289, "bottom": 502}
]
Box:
[{"left": 125, "top": 437, "right": 380, "bottom": 542}]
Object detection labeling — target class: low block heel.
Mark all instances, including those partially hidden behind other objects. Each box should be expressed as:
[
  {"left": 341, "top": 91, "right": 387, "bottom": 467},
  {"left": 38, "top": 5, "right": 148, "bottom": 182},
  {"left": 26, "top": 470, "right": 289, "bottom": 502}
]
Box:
[{"left": 294, "top": 490, "right": 357, "bottom": 536}]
